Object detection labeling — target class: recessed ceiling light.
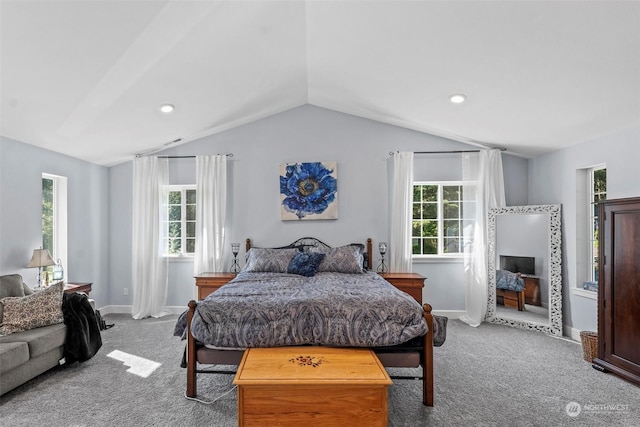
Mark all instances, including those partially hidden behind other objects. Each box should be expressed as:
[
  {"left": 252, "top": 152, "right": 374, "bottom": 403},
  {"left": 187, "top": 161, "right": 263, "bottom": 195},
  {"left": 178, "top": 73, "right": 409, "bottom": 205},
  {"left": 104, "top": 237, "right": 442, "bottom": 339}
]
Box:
[
  {"left": 449, "top": 94, "right": 467, "bottom": 104},
  {"left": 160, "top": 104, "right": 175, "bottom": 113}
]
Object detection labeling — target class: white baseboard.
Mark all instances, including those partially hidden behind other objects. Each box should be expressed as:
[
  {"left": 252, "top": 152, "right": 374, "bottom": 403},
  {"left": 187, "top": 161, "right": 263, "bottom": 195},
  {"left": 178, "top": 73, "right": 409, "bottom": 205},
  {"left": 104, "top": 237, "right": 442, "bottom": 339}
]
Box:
[
  {"left": 432, "top": 309, "right": 465, "bottom": 319},
  {"left": 564, "top": 325, "right": 583, "bottom": 342},
  {"left": 97, "top": 305, "right": 186, "bottom": 316}
]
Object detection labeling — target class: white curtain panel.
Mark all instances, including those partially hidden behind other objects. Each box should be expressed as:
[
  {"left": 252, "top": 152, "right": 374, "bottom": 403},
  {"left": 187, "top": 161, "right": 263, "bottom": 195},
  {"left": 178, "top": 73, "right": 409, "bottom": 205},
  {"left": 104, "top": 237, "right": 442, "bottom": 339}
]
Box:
[
  {"left": 389, "top": 151, "right": 414, "bottom": 273},
  {"left": 194, "top": 155, "right": 227, "bottom": 275},
  {"left": 460, "top": 149, "right": 505, "bottom": 327},
  {"left": 131, "top": 156, "right": 171, "bottom": 319}
]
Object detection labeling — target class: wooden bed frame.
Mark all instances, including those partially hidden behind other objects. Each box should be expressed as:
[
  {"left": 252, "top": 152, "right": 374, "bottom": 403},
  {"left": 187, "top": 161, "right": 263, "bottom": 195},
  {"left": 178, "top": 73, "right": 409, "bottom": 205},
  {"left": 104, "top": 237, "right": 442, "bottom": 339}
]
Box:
[{"left": 184, "top": 237, "right": 435, "bottom": 406}]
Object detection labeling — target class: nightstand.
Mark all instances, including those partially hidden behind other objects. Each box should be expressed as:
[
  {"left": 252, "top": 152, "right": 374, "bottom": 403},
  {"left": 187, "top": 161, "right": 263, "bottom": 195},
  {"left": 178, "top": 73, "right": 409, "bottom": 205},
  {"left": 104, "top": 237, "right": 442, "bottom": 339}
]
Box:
[
  {"left": 523, "top": 276, "right": 541, "bottom": 306},
  {"left": 195, "top": 272, "right": 236, "bottom": 299},
  {"left": 378, "top": 273, "right": 425, "bottom": 304}
]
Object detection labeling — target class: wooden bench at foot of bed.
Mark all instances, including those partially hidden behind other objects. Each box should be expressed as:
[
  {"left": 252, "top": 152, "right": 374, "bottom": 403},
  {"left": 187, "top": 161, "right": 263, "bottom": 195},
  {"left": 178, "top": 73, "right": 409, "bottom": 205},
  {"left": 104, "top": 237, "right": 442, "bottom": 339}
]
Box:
[{"left": 185, "top": 300, "right": 435, "bottom": 406}]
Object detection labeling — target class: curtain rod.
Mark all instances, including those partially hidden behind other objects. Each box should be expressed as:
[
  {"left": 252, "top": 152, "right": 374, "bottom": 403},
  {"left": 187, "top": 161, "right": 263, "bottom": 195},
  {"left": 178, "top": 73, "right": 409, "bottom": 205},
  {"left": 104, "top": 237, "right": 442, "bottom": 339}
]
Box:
[
  {"left": 389, "top": 148, "right": 506, "bottom": 156},
  {"left": 152, "top": 153, "right": 233, "bottom": 159}
]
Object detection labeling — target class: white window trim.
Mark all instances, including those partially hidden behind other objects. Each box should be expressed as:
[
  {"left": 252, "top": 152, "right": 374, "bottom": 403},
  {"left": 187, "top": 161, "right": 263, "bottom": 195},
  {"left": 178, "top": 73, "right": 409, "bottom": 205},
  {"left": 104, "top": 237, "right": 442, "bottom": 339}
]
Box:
[
  {"left": 587, "top": 165, "right": 605, "bottom": 283},
  {"left": 412, "top": 180, "right": 476, "bottom": 258},
  {"left": 164, "top": 185, "right": 196, "bottom": 258},
  {"left": 43, "top": 173, "right": 68, "bottom": 276}
]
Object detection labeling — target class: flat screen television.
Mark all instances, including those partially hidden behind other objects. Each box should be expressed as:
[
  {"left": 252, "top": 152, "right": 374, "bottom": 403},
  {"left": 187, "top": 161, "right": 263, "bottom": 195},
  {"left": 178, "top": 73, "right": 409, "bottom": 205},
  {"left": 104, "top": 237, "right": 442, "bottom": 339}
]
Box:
[{"left": 500, "top": 255, "right": 535, "bottom": 276}]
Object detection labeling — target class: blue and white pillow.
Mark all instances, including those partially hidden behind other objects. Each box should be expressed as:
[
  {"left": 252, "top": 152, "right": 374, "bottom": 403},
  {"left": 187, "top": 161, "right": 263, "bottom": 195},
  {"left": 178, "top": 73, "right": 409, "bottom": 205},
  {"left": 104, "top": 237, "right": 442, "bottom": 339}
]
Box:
[
  {"left": 287, "top": 252, "right": 326, "bottom": 277},
  {"left": 243, "top": 248, "right": 299, "bottom": 273},
  {"left": 310, "top": 244, "right": 364, "bottom": 274}
]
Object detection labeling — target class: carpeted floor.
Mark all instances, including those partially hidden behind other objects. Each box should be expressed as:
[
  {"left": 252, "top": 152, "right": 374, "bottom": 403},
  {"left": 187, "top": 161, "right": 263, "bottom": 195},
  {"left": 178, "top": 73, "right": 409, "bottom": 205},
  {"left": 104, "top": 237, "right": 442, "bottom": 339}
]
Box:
[{"left": 1, "top": 313, "right": 638, "bottom": 426}]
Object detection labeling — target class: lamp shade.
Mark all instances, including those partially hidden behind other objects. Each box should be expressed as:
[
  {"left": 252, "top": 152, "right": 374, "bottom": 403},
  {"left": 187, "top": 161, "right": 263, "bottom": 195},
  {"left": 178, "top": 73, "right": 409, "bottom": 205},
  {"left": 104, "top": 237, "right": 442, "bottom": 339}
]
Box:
[{"left": 26, "top": 249, "right": 56, "bottom": 268}]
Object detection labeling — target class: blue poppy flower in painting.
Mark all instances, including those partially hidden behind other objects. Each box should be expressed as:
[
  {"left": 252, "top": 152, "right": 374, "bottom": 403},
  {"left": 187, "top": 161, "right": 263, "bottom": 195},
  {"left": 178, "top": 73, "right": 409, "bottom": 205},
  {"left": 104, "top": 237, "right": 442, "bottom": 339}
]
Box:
[{"left": 280, "top": 162, "right": 337, "bottom": 219}]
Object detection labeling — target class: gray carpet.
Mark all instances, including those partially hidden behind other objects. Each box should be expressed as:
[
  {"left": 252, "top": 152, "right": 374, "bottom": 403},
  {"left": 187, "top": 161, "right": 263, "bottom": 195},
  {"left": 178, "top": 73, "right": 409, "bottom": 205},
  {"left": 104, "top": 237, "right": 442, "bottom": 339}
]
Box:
[{"left": 1, "top": 314, "right": 638, "bottom": 426}]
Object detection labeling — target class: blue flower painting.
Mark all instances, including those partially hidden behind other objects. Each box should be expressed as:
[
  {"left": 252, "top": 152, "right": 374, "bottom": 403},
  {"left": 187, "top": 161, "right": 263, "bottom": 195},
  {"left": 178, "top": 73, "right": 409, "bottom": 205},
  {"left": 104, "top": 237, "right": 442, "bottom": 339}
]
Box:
[{"left": 280, "top": 161, "right": 338, "bottom": 220}]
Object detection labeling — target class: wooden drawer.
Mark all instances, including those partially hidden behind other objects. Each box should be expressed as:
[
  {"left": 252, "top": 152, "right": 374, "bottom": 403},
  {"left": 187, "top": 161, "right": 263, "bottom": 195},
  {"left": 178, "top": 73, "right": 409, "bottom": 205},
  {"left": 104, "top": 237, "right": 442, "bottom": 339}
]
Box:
[
  {"left": 378, "top": 273, "right": 425, "bottom": 305},
  {"left": 195, "top": 272, "right": 236, "bottom": 299}
]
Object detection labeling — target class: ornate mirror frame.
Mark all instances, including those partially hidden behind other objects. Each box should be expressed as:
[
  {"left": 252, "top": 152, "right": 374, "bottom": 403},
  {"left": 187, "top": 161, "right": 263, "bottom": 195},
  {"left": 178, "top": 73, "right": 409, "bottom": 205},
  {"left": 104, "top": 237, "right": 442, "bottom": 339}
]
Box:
[{"left": 485, "top": 204, "right": 563, "bottom": 336}]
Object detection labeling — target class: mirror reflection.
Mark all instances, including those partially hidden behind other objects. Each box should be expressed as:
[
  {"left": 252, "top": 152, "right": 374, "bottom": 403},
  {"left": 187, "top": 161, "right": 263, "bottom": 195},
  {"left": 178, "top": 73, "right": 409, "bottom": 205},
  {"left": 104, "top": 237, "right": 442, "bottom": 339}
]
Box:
[{"left": 486, "top": 204, "right": 562, "bottom": 336}]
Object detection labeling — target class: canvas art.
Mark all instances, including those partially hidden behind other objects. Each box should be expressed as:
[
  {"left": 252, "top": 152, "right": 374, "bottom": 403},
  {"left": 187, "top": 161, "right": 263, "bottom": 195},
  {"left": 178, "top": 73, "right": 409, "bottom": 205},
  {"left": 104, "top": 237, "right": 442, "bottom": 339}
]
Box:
[{"left": 280, "top": 161, "right": 338, "bottom": 220}]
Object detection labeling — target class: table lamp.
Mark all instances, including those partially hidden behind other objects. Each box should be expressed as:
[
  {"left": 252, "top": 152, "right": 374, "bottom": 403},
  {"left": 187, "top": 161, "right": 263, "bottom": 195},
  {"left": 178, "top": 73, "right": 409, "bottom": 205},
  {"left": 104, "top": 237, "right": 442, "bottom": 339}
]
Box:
[{"left": 27, "top": 248, "right": 56, "bottom": 287}]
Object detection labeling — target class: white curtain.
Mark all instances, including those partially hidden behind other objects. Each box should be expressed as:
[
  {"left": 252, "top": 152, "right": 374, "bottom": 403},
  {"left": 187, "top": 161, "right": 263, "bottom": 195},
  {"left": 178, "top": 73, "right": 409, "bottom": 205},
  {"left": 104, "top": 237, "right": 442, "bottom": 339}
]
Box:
[
  {"left": 131, "top": 156, "right": 171, "bottom": 319},
  {"left": 194, "top": 155, "right": 227, "bottom": 275},
  {"left": 459, "top": 149, "right": 505, "bottom": 327},
  {"left": 389, "top": 151, "right": 414, "bottom": 273}
]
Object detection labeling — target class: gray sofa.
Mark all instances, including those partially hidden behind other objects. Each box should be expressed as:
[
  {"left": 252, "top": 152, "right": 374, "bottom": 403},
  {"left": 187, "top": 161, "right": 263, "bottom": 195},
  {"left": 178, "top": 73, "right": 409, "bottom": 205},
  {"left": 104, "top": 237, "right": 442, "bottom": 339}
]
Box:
[{"left": 0, "top": 274, "right": 67, "bottom": 396}]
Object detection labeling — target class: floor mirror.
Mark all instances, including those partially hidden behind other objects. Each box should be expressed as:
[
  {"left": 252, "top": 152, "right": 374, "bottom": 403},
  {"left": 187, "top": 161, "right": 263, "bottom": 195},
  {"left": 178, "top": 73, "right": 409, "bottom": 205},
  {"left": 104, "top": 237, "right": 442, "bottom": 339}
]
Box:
[{"left": 485, "top": 204, "right": 563, "bottom": 336}]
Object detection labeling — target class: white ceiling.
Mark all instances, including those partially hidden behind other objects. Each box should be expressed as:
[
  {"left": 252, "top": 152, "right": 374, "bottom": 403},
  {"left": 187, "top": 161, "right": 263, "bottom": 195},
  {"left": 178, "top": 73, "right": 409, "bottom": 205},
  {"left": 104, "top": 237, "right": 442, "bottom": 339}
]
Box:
[{"left": 1, "top": 0, "right": 639, "bottom": 166}]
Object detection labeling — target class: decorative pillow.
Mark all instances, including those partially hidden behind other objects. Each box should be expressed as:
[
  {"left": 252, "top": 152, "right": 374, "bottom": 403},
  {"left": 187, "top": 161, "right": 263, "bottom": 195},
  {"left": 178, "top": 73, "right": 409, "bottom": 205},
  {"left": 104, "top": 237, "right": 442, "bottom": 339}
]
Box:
[
  {"left": 0, "top": 281, "right": 64, "bottom": 336},
  {"left": 287, "top": 252, "right": 326, "bottom": 277},
  {"left": 310, "top": 245, "right": 364, "bottom": 274},
  {"left": 242, "top": 248, "right": 299, "bottom": 273},
  {"left": 0, "top": 274, "right": 29, "bottom": 324},
  {"left": 0, "top": 274, "right": 26, "bottom": 299}
]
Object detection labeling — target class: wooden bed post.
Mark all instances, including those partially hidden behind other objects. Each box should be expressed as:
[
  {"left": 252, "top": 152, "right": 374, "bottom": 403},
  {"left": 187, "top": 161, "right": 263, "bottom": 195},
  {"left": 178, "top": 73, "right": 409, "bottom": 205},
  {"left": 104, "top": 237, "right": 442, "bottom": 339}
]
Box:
[
  {"left": 186, "top": 300, "right": 197, "bottom": 398},
  {"left": 246, "top": 238, "right": 251, "bottom": 253},
  {"left": 366, "top": 238, "right": 372, "bottom": 270},
  {"left": 422, "top": 303, "right": 434, "bottom": 406}
]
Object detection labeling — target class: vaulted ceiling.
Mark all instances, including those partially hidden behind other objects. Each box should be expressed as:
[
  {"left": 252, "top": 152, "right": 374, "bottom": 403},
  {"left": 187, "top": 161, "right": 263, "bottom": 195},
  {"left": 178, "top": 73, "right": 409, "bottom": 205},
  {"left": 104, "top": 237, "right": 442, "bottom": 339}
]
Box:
[{"left": 1, "top": 1, "right": 639, "bottom": 166}]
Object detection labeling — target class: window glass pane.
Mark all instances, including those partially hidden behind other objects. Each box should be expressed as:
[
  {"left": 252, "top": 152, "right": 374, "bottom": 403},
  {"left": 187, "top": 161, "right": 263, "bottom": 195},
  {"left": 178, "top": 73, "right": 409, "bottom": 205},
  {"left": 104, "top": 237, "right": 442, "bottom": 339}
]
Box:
[
  {"left": 422, "top": 185, "right": 437, "bottom": 201},
  {"left": 443, "top": 186, "right": 460, "bottom": 201},
  {"left": 593, "top": 169, "right": 606, "bottom": 193},
  {"left": 444, "top": 238, "right": 460, "bottom": 253},
  {"left": 413, "top": 186, "right": 422, "bottom": 201},
  {"left": 422, "top": 220, "right": 437, "bottom": 237},
  {"left": 186, "top": 221, "right": 195, "bottom": 237},
  {"left": 443, "top": 220, "right": 460, "bottom": 236},
  {"left": 168, "top": 238, "right": 181, "bottom": 255},
  {"left": 412, "top": 203, "right": 422, "bottom": 219},
  {"left": 186, "top": 238, "right": 195, "bottom": 253},
  {"left": 412, "top": 238, "right": 420, "bottom": 254},
  {"left": 186, "top": 189, "right": 196, "bottom": 204},
  {"left": 422, "top": 238, "right": 437, "bottom": 255},
  {"left": 423, "top": 203, "right": 437, "bottom": 219},
  {"left": 169, "top": 206, "right": 181, "bottom": 221},
  {"left": 169, "top": 222, "right": 181, "bottom": 237},
  {"left": 412, "top": 221, "right": 422, "bottom": 237},
  {"left": 42, "top": 178, "right": 54, "bottom": 253},
  {"left": 169, "top": 191, "right": 181, "bottom": 204},
  {"left": 186, "top": 205, "right": 196, "bottom": 221},
  {"left": 443, "top": 201, "right": 460, "bottom": 219}
]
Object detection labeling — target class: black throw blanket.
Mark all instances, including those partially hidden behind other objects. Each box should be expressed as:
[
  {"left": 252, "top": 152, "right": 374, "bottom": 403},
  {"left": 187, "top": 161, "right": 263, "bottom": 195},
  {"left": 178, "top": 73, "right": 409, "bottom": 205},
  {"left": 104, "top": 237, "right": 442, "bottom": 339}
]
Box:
[{"left": 62, "top": 292, "right": 102, "bottom": 363}]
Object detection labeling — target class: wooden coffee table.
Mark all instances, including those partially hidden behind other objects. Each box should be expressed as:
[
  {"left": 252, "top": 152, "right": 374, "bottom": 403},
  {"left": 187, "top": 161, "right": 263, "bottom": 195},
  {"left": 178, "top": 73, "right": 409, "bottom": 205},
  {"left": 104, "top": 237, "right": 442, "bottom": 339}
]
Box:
[{"left": 234, "top": 346, "right": 392, "bottom": 427}]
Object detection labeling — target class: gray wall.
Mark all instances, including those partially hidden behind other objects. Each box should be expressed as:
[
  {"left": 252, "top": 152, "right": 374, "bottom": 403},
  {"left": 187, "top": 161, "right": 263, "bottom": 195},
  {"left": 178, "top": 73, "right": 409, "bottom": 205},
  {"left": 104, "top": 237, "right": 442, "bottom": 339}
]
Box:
[
  {"left": 0, "top": 136, "right": 110, "bottom": 307},
  {"left": 108, "top": 105, "right": 529, "bottom": 313},
  {"left": 527, "top": 125, "right": 640, "bottom": 333}
]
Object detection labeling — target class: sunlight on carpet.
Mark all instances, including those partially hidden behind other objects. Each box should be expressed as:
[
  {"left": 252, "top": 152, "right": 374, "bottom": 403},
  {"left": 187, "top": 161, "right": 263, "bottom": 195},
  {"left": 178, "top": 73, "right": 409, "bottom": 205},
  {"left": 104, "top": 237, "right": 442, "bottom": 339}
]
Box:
[{"left": 107, "top": 350, "right": 161, "bottom": 378}]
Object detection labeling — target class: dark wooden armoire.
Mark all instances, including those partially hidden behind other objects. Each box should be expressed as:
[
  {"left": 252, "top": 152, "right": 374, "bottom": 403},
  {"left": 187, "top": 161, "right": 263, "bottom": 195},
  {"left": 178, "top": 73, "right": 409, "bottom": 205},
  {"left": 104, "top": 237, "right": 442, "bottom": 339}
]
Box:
[{"left": 592, "top": 197, "right": 640, "bottom": 385}]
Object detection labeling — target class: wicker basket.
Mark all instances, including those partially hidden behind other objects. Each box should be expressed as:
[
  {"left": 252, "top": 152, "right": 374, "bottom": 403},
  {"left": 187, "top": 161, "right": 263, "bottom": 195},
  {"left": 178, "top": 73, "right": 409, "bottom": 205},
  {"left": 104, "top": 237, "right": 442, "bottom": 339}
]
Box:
[{"left": 580, "top": 331, "right": 598, "bottom": 362}]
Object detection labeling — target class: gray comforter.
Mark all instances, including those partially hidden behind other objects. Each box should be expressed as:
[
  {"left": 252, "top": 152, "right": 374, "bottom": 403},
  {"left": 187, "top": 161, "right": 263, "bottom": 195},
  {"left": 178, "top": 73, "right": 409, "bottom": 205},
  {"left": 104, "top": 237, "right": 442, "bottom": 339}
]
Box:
[{"left": 176, "top": 270, "right": 427, "bottom": 348}]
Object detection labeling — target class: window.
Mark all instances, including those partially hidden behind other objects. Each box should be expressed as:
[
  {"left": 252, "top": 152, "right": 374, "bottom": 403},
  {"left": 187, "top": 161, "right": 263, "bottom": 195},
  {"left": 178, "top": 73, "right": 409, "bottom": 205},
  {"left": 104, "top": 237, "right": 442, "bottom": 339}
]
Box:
[
  {"left": 412, "top": 183, "right": 475, "bottom": 256},
  {"left": 42, "top": 173, "right": 68, "bottom": 274},
  {"left": 164, "top": 186, "right": 196, "bottom": 256},
  {"left": 588, "top": 167, "right": 606, "bottom": 283}
]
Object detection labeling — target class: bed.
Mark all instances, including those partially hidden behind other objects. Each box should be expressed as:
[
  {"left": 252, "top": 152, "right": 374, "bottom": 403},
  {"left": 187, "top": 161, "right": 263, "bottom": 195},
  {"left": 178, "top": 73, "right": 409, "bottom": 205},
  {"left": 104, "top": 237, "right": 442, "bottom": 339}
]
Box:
[
  {"left": 495, "top": 269, "right": 525, "bottom": 311},
  {"left": 175, "top": 237, "right": 437, "bottom": 406}
]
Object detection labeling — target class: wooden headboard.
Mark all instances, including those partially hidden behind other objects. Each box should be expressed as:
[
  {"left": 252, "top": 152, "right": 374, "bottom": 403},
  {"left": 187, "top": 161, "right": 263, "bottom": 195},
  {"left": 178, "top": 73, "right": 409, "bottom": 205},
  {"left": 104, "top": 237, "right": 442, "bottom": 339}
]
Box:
[{"left": 245, "top": 237, "right": 373, "bottom": 270}]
